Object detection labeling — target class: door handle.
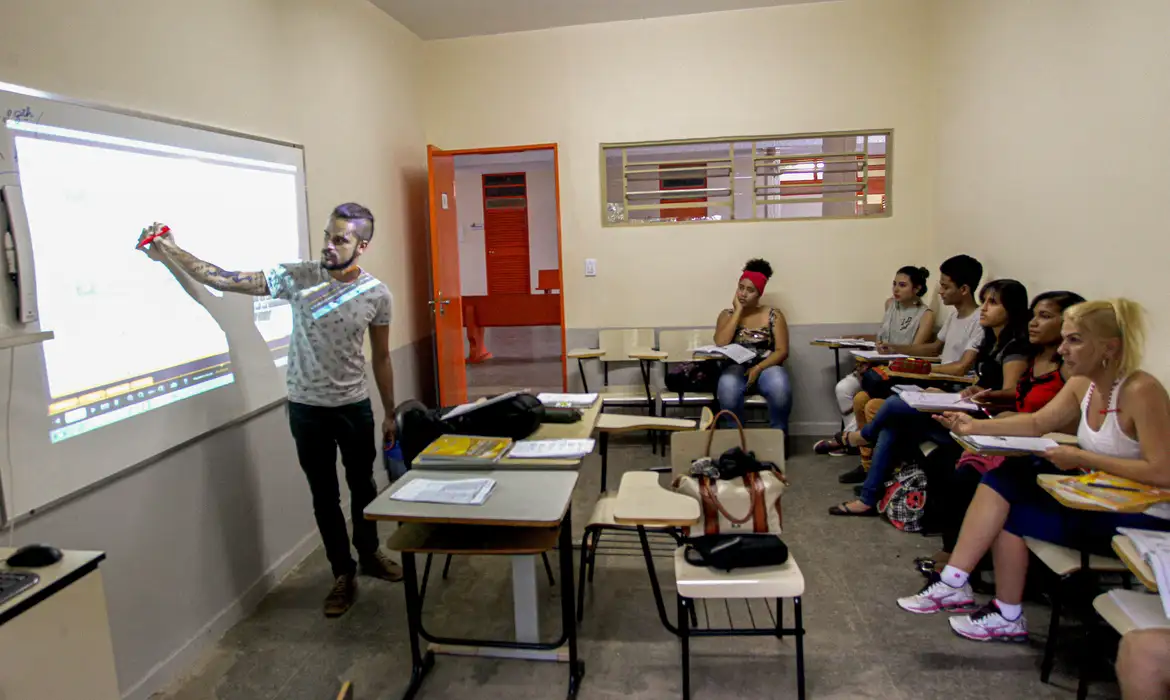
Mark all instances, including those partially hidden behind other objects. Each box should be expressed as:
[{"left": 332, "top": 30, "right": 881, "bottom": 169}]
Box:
[{"left": 439, "top": 299, "right": 451, "bottom": 306}]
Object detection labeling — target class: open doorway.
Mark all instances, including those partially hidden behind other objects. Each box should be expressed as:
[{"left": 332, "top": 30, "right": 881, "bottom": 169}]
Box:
[{"left": 426, "top": 144, "right": 566, "bottom": 405}]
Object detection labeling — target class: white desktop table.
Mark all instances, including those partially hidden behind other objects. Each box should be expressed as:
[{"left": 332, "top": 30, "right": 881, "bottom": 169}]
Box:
[
  {"left": 366, "top": 469, "right": 578, "bottom": 660},
  {"left": 0, "top": 549, "right": 118, "bottom": 700}
]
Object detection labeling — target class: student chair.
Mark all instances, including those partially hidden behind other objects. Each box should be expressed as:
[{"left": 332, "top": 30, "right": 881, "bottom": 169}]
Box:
[
  {"left": 567, "top": 328, "right": 657, "bottom": 411},
  {"left": 613, "top": 427, "right": 803, "bottom": 700}
]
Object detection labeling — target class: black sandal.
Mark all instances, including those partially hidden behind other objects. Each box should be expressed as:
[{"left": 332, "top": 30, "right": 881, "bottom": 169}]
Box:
[{"left": 828, "top": 501, "right": 878, "bottom": 517}]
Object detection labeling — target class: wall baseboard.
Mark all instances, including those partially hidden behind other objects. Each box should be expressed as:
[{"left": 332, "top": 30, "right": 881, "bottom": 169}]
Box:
[
  {"left": 789, "top": 421, "right": 838, "bottom": 437},
  {"left": 123, "top": 521, "right": 326, "bottom": 700}
]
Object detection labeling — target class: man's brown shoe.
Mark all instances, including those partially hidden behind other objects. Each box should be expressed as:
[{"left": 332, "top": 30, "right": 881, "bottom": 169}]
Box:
[
  {"left": 360, "top": 551, "right": 404, "bottom": 582},
  {"left": 324, "top": 574, "right": 356, "bottom": 617}
]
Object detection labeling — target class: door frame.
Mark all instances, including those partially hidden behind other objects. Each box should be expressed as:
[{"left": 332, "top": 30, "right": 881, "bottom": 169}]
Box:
[{"left": 439, "top": 143, "right": 568, "bottom": 391}]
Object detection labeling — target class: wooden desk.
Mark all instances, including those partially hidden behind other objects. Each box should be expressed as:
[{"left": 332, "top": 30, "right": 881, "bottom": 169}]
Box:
[
  {"left": 887, "top": 370, "right": 978, "bottom": 385},
  {"left": 612, "top": 472, "right": 700, "bottom": 527},
  {"left": 1037, "top": 473, "right": 1159, "bottom": 513},
  {"left": 367, "top": 469, "right": 583, "bottom": 699},
  {"left": 0, "top": 550, "right": 118, "bottom": 700},
  {"left": 1113, "top": 535, "right": 1158, "bottom": 591},
  {"left": 566, "top": 349, "right": 605, "bottom": 393}
]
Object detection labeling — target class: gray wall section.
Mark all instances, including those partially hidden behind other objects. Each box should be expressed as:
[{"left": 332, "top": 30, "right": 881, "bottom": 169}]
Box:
[
  {"left": 11, "top": 337, "right": 433, "bottom": 700},
  {"left": 565, "top": 324, "right": 873, "bottom": 435}
]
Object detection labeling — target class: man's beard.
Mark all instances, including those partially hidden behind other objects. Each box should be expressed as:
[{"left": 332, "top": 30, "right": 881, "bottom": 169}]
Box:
[{"left": 321, "top": 251, "right": 358, "bottom": 271}]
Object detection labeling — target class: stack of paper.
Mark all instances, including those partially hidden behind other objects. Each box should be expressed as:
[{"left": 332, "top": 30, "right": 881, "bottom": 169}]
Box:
[
  {"left": 814, "top": 338, "right": 876, "bottom": 349},
  {"left": 955, "top": 435, "right": 1059, "bottom": 453},
  {"left": 692, "top": 344, "right": 756, "bottom": 364},
  {"left": 536, "top": 393, "right": 598, "bottom": 408},
  {"left": 1118, "top": 528, "right": 1170, "bottom": 616},
  {"left": 851, "top": 349, "right": 911, "bottom": 361},
  {"left": 900, "top": 391, "right": 984, "bottom": 413},
  {"left": 507, "top": 439, "right": 596, "bottom": 459},
  {"left": 391, "top": 478, "right": 497, "bottom": 506}
]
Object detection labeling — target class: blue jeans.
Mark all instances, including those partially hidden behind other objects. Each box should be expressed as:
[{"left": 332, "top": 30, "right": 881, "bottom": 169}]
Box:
[
  {"left": 716, "top": 364, "right": 793, "bottom": 432},
  {"left": 857, "top": 396, "right": 952, "bottom": 507}
]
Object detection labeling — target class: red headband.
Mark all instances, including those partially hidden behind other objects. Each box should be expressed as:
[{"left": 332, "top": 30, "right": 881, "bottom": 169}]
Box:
[{"left": 740, "top": 271, "right": 768, "bottom": 295}]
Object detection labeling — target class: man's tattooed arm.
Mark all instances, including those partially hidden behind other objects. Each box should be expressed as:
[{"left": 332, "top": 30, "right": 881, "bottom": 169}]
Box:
[{"left": 159, "top": 241, "right": 270, "bottom": 296}]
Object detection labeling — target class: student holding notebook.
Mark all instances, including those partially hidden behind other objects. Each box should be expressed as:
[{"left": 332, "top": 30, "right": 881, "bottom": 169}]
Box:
[
  {"left": 824, "top": 255, "right": 985, "bottom": 483},
  {"left": 827, "top": 279, "right": 1032, "bottom": 516},
  {"left": 897, "top": 299, "right": 1170, "bottom": 643},
  {"left": 815, "top": 265, "right": 934, "bottom": 455},
  {"left": 922, "top": 291, "right": 1085, "bottom": 575}
]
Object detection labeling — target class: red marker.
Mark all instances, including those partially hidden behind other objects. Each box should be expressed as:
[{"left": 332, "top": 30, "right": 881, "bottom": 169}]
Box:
[{"left": 137, "top": 225, "right": 171, "bottom": 249}]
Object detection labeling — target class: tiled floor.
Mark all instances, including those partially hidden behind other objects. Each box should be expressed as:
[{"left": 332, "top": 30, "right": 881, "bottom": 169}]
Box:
[
  {"left": 466, "top": 326, "right": 563, "bottom": 399},
  {"left": 155, "top": 435, "right": 1121, "bottom": 700}
]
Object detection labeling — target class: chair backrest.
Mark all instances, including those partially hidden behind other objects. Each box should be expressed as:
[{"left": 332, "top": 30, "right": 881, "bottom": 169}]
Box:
[
  {"left": 597, "top": 328, "right": 656, "bottom": 362},
  {"left": 658, "top": 328, "right": 714, "bottom": 363},
  {"left": 669, "top": 427, "right": 786, "bottom": 479},
  {"left": 336, "top": 682, "right": 354, "bottom": 700}
]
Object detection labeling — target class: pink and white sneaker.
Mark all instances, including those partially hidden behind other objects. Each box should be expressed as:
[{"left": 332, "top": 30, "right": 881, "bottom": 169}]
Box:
[
  {"left": 897, "top": 574, "right": 977, "bottom": 614},
  {"left": 949, "top": 602, "right": 1029, "bottom": 642}
]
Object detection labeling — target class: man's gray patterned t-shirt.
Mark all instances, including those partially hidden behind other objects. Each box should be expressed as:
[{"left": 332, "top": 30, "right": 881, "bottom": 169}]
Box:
[{"left": 264, "top": 262, "right": 392, "bottom": 407}]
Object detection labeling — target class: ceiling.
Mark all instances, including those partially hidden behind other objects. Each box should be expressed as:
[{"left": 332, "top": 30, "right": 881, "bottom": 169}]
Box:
[{"left": 371, "top": 0, "right": 835, "bottom": 40}]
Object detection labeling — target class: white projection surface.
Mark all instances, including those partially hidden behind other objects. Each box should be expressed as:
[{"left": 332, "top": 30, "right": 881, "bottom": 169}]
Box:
[{"left": 0, "top": 83, "right": 310, "bottom": 520}]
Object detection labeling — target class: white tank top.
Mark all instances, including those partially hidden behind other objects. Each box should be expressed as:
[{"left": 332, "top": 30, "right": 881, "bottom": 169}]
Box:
[{"left": 1077, "top": 379, "right": 1142, "bottom": 459}]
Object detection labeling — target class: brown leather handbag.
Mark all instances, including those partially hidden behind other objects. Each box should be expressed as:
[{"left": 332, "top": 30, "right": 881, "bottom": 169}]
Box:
[{"left": 674, "top": 411, "right": 786, "bottom": 536}]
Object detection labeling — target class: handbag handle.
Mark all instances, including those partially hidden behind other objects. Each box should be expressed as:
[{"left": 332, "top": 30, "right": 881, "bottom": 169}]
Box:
[
  {"left": 699, "top": 474, "right": 764, "bottom": 527},
  {"left": 704, "top": 409, "right": 747, "bottom": 458}
]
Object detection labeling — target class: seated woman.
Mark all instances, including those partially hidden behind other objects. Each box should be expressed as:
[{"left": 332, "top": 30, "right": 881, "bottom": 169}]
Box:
[
  {"left": 828, "top": 279, "right": 1032, "bottom": 516},
  {"left": 714, "top": 258, "right": 792, "bottom": 432},
  {"left": 897, "top": 299, "right": 1170, "bottom": 643},
  {"left": 927, "top": 290, "right": 1086, "bottom": 572},
  {"left": 815, "top": 265, "right": 935, "bottom": 455}
]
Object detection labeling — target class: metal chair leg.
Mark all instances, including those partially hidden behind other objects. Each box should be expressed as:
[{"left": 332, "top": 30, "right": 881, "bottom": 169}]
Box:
[
  {"left": 795, "top": 596, "right": 806, "bottom": 700},
  {"left": 1041, "top": 577, "right": 1064, "bottom": 684},
  {"left": 776, "top": 598, "right": 784, "bottom": 640},
  {"left": 576, "top": 530, "right": 592, "bottom": 622},
  {"left": 442, "top": 554, "right": 453, "bottom": 580},
  {"left": 678, "top": 595, "right": 691, "bottom": 700},
  {"left": 542, "top": 552, "right": 557, "bottom": 586},
  {"left": 599, "top": 432, "right": 609, "bottom": 494},
  {"left": 420, "top": 553, "right": 434, "bottom": 599}
]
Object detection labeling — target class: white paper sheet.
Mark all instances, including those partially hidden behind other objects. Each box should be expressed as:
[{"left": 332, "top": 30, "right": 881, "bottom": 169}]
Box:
[{"left": 391, "top": 478, "right": 497, "bottom": 506}]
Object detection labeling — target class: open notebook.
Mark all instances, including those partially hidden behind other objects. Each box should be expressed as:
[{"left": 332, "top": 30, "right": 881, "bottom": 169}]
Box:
[{"left": 1118, "top": 528, "right": 1170, "bottom": 617}]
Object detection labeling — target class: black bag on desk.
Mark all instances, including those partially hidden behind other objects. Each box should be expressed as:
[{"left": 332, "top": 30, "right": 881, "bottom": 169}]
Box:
[
  {"left": 395, "top": 393, "right": 546, "bottom": 465},
  {"left": 683, "top": 533, "right": 789, "bottom": 572}
]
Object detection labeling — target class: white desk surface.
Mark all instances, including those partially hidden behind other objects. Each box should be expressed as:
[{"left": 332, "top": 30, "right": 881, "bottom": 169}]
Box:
[
  {"left": 364, "top": 470, "right": 579, "bottom": 527},
  {"left": 0, "top": 549, "right": 106, "bottom": 624}
]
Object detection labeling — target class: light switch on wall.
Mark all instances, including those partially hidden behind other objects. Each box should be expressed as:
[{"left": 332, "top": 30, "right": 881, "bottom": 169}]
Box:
[{"left": 584, "top": 259, "right": 597, "bottom": 277}]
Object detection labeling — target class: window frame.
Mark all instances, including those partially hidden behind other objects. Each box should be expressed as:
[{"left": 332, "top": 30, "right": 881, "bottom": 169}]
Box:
[{"left": 599, "top": 129, "right": 893, "bottom": 227}]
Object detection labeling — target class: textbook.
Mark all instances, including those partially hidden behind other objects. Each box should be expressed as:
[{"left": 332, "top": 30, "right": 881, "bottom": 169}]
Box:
[
  {"left": 692, "top": 344, "right": 756, "bottom": 365},
  {"left": 415, "top": 435, "right": 512, "bottom": 467},
  {"left": 1117, "top": 528, "right": 1170, "bottom": 617}
]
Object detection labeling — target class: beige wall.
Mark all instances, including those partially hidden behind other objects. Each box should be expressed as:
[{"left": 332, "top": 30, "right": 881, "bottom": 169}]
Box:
[
  {"left": 932, "top": 0, "right": 1170, "bottom": 381},
  {"left": 0, "top": 0, "right": 430, "bottom": 349},
  {"left": 455, "top": 158, "right": 560, "bottom": 296},
  {"left": 424, "top": 0, "right": 938, "bottom": 329}
]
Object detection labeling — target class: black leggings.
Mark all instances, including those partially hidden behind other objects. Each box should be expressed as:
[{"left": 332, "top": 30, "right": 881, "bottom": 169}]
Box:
[{"left": 940, "top": 463, "right": 985, "bottom": 554}]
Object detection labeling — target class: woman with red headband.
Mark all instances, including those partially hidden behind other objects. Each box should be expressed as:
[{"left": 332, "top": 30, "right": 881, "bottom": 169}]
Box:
[{"left": 713, "top": 258, "right": 792, "bottom": 432}]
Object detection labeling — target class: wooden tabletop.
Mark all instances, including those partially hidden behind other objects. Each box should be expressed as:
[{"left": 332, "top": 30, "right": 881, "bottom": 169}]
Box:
[
  {"left": 596, "top": 413, "right": 696, "bottom": 434},
  {"left": 1113, "top": 535, "right": 1158, "bottom": 591},
  {"left": 612, "top": 472, "right": 700, "bottom": 527},
  {"left": 887, "top": 370, "right": 978, "bottom": 384},
  {"left": 364, "top": 470, "right": 579, "bottom": 527},
  {"left": 567, "top": 348, "right": 606, "bottom": 359},
  {"left": 629, "top": 349, "right": 668, "bottom": 361},
  {"left": 1037, "top": 473, "right": 1145, "bottom": 513},
  {"left": 0, "top": 549, "right": 106, "bottom": 624}
]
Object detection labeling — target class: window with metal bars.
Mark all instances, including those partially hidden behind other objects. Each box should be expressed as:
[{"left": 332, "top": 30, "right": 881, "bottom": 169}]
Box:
[{"left": 601, "top": 130, "right": 889, "bottom": 225}]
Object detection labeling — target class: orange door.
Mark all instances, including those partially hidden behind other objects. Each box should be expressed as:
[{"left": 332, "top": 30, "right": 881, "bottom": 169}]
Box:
[{"left": 427, "top": 145, "right": 467, "bottom": 407}]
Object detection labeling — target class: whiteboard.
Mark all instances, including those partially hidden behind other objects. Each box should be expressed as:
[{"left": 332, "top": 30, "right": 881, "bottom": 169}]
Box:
[{"left": 0, "top": 82, "right": 310, "bottom": 520}]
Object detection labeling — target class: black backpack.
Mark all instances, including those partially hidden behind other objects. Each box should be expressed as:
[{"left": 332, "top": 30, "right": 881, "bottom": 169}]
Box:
[{"left": 395, "top": 393, "right": 545, "bottom": 465}]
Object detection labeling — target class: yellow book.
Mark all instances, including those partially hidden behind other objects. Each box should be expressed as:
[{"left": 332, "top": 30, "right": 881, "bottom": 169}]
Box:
[
  {"left": 1053, "top": 472, "right": 1170, "bottom": 512},
  {"left": 416, "top": 435, "right": 512, "bottom": 465}
]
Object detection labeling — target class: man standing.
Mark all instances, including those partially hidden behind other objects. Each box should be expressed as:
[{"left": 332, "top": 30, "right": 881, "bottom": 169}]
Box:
[{"left": 137, "top": 203, "right": 402, "bottom": 617}]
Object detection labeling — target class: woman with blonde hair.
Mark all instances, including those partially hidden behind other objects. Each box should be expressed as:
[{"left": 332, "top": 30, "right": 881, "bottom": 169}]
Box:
[{"left": 895, "top": 299, "right": 1170, "bottom": 642}]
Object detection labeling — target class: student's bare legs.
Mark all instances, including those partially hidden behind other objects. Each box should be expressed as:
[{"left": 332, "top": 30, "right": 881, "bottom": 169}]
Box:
[{"left": 1118, "top": 629, "right": 1170, "bottom": 700}]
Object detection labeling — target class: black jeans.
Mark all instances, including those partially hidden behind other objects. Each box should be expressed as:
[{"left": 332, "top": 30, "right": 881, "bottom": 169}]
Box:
[{"left": 288, "top": 399, "right": 379, "bottom": 578}]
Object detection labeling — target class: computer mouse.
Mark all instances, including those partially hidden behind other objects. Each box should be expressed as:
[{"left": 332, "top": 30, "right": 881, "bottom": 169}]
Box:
[{"left": 5, "top": 544, "right": 63, "bottom": 568}]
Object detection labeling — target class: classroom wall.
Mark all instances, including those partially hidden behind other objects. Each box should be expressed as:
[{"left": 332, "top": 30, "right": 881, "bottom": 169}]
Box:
[
  {"left": 932, "top": 0, "right": 1170, "bottom": 381},
  {"left": 0, "top": 0, "right": 428, "bottom": 697},
  {"left": 454, "top": 157, "right": 560, "bottom": 296},
  {"left": 423, "top": 0, "right": 938, "bottom": 330}
]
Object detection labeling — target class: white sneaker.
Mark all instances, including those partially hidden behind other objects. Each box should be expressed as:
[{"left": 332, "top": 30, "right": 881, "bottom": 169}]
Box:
[
  {"left": 949, "top": 602, "right": 1028, "bottom": 642},
  {"left": 897, "top": 575, "right": 977, "bottom": 614}
]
